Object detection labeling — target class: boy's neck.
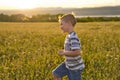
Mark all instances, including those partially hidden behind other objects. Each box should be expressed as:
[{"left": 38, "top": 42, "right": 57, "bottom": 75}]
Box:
[
  {"left": 68, "top": 30, "right": 74, "bottom": 34},
  {"left": 68, "top": 26, "right": 74, "bottom": 34}
]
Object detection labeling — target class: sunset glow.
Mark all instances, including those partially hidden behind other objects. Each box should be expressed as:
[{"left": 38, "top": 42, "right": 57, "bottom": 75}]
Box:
[{"left": 0, "top": 0, "right": 119, "bottom": 10}]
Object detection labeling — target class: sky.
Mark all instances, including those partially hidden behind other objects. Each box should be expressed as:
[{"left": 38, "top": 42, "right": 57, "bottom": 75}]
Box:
[{"left": 0, "top": 0, "right": 120, "bottom": 10}]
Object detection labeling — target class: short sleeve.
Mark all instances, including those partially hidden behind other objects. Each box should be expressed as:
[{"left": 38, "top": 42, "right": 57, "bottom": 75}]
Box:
[{"left": 70, "top": 36, "right": 81, "bottom": 51}]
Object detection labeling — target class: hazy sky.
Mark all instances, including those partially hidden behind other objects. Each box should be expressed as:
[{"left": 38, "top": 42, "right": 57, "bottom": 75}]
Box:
[{"left": 0, "top": 0, "right": 119, "bottom": 9}]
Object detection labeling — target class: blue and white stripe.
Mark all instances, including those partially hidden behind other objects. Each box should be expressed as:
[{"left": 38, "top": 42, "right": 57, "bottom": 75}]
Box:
[{"left": 64, "top": 31, "right": 85, "bottom": 70}]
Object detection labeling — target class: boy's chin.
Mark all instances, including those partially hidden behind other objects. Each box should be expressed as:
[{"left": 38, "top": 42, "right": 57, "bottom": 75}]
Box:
[
  {"left": 62, "top": 31, "right": 66, "bottom": 33},
  {"left": 61, "top": 30, "right": 67, "bottom": 33}
]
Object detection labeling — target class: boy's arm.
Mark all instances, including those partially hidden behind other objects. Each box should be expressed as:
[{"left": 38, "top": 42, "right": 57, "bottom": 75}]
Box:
[
  {"left": 58, "top": 33, "right": 82, "bottom": 57},
  {"left": 63, "top": 49, "right": 81, "bottom": 57},
  {"left": 58, "top": 49, "right": 81, "bottom": 57}
]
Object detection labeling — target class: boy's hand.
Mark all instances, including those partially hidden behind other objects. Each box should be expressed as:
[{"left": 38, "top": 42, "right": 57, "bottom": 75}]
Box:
[{"left": 58, "top": 50, "right": 64, "bottom": 55}]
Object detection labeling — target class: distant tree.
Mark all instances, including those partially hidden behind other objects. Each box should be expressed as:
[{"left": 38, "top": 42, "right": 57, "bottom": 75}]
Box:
[
  {"left": 9, "top": 14, "right": 28, "bottom": 22},
  {"left": 0, "top": 13, "right": 10, "bottom": 22},
  {"left": 0, "top": 13, "right": 120, "bottom": 22},
  {"left": 29, "top": 14, "right": 61, "bottom": 22}
]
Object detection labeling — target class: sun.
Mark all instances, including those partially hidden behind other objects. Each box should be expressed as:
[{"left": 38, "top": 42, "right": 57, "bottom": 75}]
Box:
[
  {"left": 16, "top": 4, "right": 36, "bottom": 9},
  {"left": 14, "top": 1, "right": 37, "bottom": 9},
  {"left": 5, "top": 0, "right": 38, "bottom": 9}
]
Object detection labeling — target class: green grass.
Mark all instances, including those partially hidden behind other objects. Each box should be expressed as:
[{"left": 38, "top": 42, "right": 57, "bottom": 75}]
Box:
[{"left": 0, "top": 22, "right": 120, "bottom": 80}]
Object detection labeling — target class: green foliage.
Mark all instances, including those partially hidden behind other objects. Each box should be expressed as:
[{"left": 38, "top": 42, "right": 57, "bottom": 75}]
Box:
[
  {"left": 0, "top": 13, "right": 120, "bottom": 22},
  {"left": 0, "top": 22, "right": 120, "bottom": 80},
  {"left": 76, "top": 17, "right": 120, "bottom": 22}
]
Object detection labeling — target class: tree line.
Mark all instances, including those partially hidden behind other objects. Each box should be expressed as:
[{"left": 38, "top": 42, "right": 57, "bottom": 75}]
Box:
[{"left": 0, "top": 13, "right": 120, "bottom": 22}]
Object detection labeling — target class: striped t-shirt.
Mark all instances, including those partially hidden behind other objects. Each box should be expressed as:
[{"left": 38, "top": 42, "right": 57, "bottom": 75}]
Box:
[{"left": 64, "top": 31, "right": 85, "bottom": 70}]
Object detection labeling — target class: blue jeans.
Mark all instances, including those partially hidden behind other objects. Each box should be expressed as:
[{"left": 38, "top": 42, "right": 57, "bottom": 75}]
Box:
[{"left": 52, "top": 62, "right": 82, "bottom": 80}]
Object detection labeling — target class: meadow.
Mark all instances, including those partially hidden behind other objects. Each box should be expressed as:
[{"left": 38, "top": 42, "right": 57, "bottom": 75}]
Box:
[{"left": 0, "top": 22, "right": 120, "bottom": 80}]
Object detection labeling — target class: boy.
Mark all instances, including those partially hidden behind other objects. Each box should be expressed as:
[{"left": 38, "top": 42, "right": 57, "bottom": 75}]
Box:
[{"left": 52, "top": 14, "right": 85, "bottom": 80}]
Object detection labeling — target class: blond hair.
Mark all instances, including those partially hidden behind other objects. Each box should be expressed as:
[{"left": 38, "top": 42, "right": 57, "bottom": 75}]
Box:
[{"left": 58, "top": 14, "right": 76, "bottom": 27}]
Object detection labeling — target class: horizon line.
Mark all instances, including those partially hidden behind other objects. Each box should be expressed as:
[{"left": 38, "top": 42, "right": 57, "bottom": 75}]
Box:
[{"left": 0, "top": 5, "right": 120, "bottom": 10}]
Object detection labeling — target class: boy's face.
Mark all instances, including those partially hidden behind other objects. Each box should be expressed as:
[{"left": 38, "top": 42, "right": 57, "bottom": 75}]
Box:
[{"left": 59, "top": 20, "right": 70, "bottom": 32}]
